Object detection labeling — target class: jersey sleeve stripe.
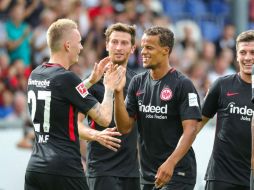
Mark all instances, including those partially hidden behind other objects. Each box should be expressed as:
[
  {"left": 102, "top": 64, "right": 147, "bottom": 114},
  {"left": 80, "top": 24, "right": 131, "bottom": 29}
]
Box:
[{"left": 68, "top": 105, "right": 76, "bottom": 141}]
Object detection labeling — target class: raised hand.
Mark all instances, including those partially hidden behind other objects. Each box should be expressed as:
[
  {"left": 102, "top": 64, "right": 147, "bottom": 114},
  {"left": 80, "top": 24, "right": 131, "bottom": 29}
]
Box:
[
  {"left": 95, "top": 127, "right": 122, "bottom": 152},
  {"left": 87, "top": 56, "right": 111, "bottom": 85},
  {"left": 103, "top": 64, "right": 126, "bottom": 91}
]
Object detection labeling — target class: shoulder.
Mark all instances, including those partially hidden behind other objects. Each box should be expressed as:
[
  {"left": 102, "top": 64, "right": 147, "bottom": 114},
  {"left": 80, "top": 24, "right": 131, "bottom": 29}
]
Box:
[
  {"left": 132, "top": 70, "right": 149, "bottom": 81},
  {"left": 126, "top": 68, "right": 137, "bottom": 77},
  {"left": 213, "top": 74, "right": 237, "bottom": 86}
]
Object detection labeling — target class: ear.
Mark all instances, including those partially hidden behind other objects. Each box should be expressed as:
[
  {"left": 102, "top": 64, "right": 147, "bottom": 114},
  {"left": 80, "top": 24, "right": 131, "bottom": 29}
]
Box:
[
  {"left": 162, "top": 47, "right": 170, "bottom": 56},
  {"left": 64, "top": 41, "right": 70, "bottom": 52},
  {"left": 106, "top": 42, "right": 109, "bottom": 52},
  {"left": 130, "top": 45, "right": 136, "bottom": 54}
]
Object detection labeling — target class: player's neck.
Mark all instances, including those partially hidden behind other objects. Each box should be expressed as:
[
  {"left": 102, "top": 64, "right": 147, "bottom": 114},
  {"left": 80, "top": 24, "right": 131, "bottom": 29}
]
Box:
[
  {"left": 150, "top": 63, "right": 171, "bottom": 80},
  {"left": 239, "top": 72, "right": 251, "bottom": 83},
  {"left": 48, "top": 53, "right": 69, "bottom": 70}
]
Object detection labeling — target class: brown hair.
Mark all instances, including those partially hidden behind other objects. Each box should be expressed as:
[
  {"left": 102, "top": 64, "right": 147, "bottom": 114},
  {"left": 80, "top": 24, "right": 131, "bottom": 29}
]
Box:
[
  {"left": 105, "top": 23, "right": 136, "bottom": 45},
  {"left": 236, "top": 30, "right": 254, "bottom": 50}
]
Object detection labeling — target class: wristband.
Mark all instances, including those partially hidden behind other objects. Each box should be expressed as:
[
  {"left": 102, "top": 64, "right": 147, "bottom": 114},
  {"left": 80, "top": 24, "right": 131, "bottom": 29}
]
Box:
[{"left": 82, "top": 79, "right": 93, "bottom": 89}]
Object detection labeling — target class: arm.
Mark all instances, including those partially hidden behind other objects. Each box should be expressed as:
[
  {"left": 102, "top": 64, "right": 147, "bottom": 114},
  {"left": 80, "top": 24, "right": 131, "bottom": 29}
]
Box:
[
  {"left": 154, "top": 119, "right": 198, "bottom": 188},
  {"left": 114, "top": 90, "right": 135, "bottom": 134},
  {"left": 196, "top": 115, "right": 210, "bottom": 134},
  {"left": 77, "top": 113, "right": 122, "bottom": 152},
  {"left": 6, "top": 27, "right": 31, "bottom": 51},
  {"left": 86, "top": 63, "right": 125, "bottom": 127}
]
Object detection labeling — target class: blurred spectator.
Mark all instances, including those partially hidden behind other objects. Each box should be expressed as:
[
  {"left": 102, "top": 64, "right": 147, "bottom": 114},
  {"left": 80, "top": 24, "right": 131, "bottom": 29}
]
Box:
[
  {"left": 31, "top": 9, "right": 56, "bottom": 68},
  {"left": 5, "top": 91, "right": 34, "bottom": 148},
  {"left": 187, "top": 61, "right": 210, "bottom": 103},
  {"left": 208, "top": 48, "right": 236, "bottom": 83},
  {"left": 66, "top": 0, "right": 90, "bottom": 38},
  {"left": 88, "top": 0, "right": 114, "bottom": 25},
  {"left": 0, "top": 89, "right": 13, "bottom": 118},
  {"left": 6, "top": 59, "right": 30, "bottom": 92},
  {"left": 199, "top": 41, "right": 216, "bottom": 68},
  {"left": 215, "top": 23, "right": 236, "bottom": 56},
  {"left": 5, "top": 3, "right": 32, "bottom": 67}
]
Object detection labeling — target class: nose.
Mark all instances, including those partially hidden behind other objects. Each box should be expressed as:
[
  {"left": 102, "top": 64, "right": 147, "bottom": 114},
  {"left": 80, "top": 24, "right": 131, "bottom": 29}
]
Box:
[
  {"left": 141, "top": 48, "right": 146, "bottom": 55},
  {"left": 116, "top": 43, "right": 122, "bottom": 50},
  {"left": 244, "top": 52, "right": 252, "bottom": 61}
]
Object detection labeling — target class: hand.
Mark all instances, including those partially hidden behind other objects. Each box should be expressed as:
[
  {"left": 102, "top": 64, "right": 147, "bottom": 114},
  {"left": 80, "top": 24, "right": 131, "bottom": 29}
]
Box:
[
  {"left": 95, "top": 127, "right": 122, "bottom": 152},
  {"left": 115, "top": 68, "right": 126, "bottom": 92},
  {"left": 154, "top": 159, "right": 176, "bottom": 189},
  {"left": 103, "top": 64, "right": 125, "bottom": 91},
  {"left": 88, "top": 56, "right": 111, "bottom": 85}
]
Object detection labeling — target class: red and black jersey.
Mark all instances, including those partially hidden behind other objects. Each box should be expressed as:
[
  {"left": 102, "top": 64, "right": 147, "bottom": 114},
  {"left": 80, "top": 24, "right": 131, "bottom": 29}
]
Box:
[
  {"left": 203, "top": 74, "right": 253, "bottom": 187},
  {"left": 126, "top": 69, "right": 202, "bottom": 185},
  {"left": 26, "top": 63, "right": 98, "bottom": 177}
]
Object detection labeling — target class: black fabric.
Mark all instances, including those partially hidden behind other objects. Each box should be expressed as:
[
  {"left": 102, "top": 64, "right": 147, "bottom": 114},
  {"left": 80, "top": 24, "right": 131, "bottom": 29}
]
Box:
[
  {"left": 205, "top": 180, "right": 249, "bottom": 190},
  {"left": 141, "top": 181, "right": 195, "bottom": 190},
  {"left": 26, "top": 63, "right": 98, "bottom": 177},
  {"left": 87, "top": 176, "right": 140, "bottom": 190},
  {"left": 126, "top": 69, "right": 202, "bottom": 185},
  {"left": 202, "top": 74, "right": 253, "bottom": 187},
  {"left": 25, "top": 171, "right": 89, "bottom": 190},
  {"left": 86, "top": 68, "right": 139, "bottom": 177}
]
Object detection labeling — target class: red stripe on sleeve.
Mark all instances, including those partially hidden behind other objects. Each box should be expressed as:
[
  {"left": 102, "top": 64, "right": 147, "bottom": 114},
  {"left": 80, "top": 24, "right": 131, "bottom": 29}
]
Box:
[
  {"left": 90, "top": 120, "right": 96, "bottom": 129},
  {"left": 69, "top": 105, "right": 76, "bottom": 141}
]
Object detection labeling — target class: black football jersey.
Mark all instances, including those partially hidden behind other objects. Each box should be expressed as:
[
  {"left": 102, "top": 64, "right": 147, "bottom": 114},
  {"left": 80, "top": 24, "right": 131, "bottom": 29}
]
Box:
[
  {"left": 125, "top": 69, "right": 202, "bottom": 184},
  {"left": 202, "top": 74, "right": 253, "bottom": 186},
  {"left": 26, "top": 63, "right": 98, "bottom": 177},
  {"left": 86, "top": 68, "right": 139, "bottom": 177}
]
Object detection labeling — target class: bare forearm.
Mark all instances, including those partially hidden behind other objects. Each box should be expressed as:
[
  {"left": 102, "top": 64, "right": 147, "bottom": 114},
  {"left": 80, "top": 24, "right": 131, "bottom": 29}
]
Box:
[
  {"left": 196, "top": 116, "right": 210, "bottom": 134},
  {"left": 166, "top": 125, "right": 197, "bottom": 166},
  {"left": 114, "top": 91, "right": 133, "bottom": 134},
  {"left": 78, "top": 124, "right": 98, "bottom": 141},
  {"left": 86, "top": 88, "right": 114, "bottom": 127}
]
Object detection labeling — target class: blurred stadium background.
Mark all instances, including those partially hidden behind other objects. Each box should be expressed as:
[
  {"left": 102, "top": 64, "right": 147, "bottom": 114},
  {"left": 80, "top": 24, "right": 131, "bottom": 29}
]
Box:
[{"left": 0, "top": 0, "right": 253, "bottom": 189}]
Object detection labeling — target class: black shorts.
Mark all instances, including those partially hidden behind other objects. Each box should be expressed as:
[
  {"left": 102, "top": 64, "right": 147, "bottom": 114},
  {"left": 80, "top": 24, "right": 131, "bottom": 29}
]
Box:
[
  {"left": 87, "top": 176, "right": 140, "bottom": 190},
  {"left": 205, "top": 180, "right": 249, "bottom": 190},
  {"left": 141, "top": 181, "right": 195, "bottom": 190},
  {"left": 25, "top": 171, "right": 89, "bottom": 190}
]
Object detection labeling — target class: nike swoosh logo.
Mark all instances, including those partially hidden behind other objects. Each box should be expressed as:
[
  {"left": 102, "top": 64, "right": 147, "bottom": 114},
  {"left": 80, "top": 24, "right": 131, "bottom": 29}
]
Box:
[
  {"left": 136, "top": 91, "right": 144, "bottom": 96},
  {"left": 226, "top": 92, "right": 239, "bottom": 96}
]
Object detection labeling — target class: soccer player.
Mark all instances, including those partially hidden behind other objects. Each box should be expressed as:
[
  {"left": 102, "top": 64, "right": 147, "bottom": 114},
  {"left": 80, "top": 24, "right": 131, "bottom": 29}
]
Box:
[
  {"left": 114, "top": 26, "right": 202, "bottom": 190},
  {"left": 25, "top": 18, "right": 125, "bottom": 190},
  {"left": 78, "top": 23, "right": 140, "bottom": 190},
  {"left": 197, "top": 30, "right": 254, "bottom": 190}
]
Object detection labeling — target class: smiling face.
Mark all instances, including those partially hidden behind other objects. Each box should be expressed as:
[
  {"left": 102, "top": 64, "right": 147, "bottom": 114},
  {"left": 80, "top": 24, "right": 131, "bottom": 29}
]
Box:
[
  {"left": 141, "top": 34, "right": 169, "bottom": 69},
  {"left": 106, "top": 31, "right": 135, "bottom": 66},
  {"left": 237, "top": 41, "right": 254, "bottom": 76}
]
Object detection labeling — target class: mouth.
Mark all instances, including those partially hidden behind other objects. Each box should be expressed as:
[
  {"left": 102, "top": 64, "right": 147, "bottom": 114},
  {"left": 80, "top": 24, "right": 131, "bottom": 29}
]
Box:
[{"left": 142, "top": 57, "right": 150, "bottom": 62}]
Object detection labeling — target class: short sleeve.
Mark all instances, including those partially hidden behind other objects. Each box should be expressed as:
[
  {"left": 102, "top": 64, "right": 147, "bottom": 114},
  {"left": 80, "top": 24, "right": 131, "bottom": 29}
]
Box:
[
  {"left": 202, "top": 78, "right": 221, "bottom": 118},
  {"left": 125, "top": 76, "right": 138, "bottom": 118},
  {"left": 57, "top": 72, "right": 98, "bottom": 114},
  {"left": 177, "top": 78, "right": 202, "bottom": 121}
]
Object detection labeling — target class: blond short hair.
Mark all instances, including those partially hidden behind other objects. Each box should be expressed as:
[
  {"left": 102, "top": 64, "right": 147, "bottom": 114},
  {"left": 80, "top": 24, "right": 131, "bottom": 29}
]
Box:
[{"left": 47, "top": 18, "right": 77, "bottom": 52}]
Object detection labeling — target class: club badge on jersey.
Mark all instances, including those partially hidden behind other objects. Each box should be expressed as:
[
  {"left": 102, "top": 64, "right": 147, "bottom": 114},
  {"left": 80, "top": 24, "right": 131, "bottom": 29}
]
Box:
[
  {"left": 160, "top": 87, "right": 173, "bottom": 101},
  {"left": 76, "top": 82, "right": 89, "bottom": 98}
]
